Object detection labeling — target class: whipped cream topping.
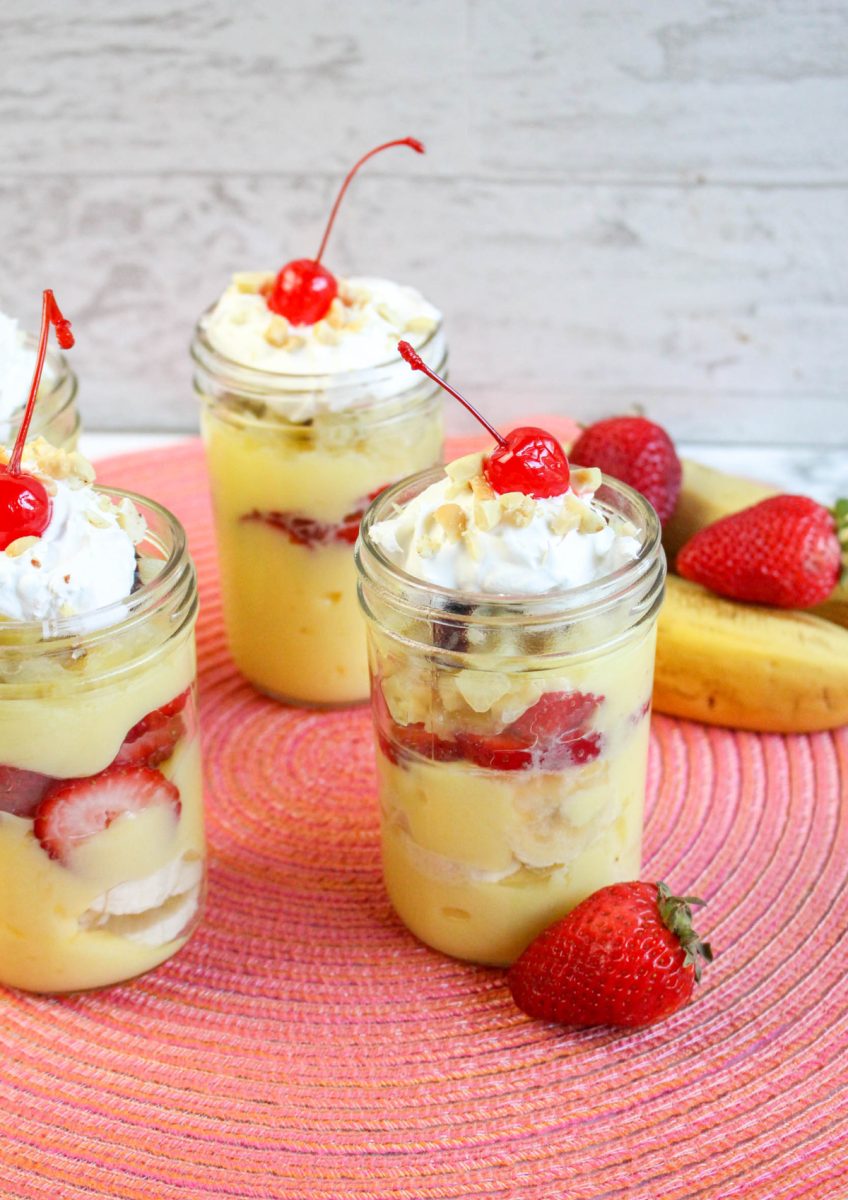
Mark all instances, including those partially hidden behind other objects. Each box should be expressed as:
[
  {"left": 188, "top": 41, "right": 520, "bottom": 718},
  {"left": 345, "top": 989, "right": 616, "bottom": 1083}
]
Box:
[
  {"left": 0, "top": 311, "right": 37, "bottom": 424},
  {"left": 200, "top": 272, "right": 442, "bottom": 420},
  {"left": 0, "top": 440, "right": 143, "bottom": 624},
  {"left": 369, "top": 453, "right": 641, "bottom": 595}
]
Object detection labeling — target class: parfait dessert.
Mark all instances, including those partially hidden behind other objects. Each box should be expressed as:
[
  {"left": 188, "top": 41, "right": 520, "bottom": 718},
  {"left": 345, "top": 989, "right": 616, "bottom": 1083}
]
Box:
[
  {"left": 0, "top": 307, "right": 80, "bottom": 450},
  {"left": 0, "top": 292, "right": 204, "bottom": 994},
  {"left": 356, "top": 346, "right": 665, "bottom": 966},
  {"left": 194, "top": 139, "right": 445, "bottom": 707}
]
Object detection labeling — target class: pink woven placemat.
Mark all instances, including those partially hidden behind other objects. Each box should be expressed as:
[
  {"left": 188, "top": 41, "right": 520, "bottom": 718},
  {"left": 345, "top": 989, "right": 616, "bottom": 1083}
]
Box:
[{"left": 2, "top": 429, "right": 847, "bottom": 1200}]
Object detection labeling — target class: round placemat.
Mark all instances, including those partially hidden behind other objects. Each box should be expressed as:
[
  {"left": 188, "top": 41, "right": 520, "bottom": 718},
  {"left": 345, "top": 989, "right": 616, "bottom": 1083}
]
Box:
[{"left": 1, "top": 433, "right": 846, "bottom": 1200}]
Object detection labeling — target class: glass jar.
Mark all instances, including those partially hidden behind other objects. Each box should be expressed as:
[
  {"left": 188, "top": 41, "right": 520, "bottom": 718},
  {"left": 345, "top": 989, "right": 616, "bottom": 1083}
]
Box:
[
  {"left": 356, "top": 470, "right": 666, "bottom": 966},
  {"left": 0, "top": 337, "right": 80, "bottom": 451},
  {"left": 0, "top": 493, "right": 203, "bottom": 993},
  {"left": 193, "top": 320, "right": 446, "bottom": 707}
]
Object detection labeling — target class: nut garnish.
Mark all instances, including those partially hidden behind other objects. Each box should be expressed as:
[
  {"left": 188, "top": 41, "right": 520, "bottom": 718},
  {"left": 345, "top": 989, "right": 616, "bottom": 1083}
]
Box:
[
  {"left": 327, "top": 298, "right": 347, "bottom": 330},
  {"left": 470, "top": 474, "right": 496, "bottom": 502},
  {"left": 445, "top": 453, "right": 484, "bottom": 485},
  {"left": 433, "top": 503, "right": 467, "bottom": 540},
  {"left": 570, "top": 466, "right": 602, "bottom": 495},
  {"left": 234, "top": 271, "right": 273, "bottom": 295},
  {"left": 500, "top": 492, "right": 537, "bottom": 528},
  {"left": 404, "top": 315, "right": 437, "bottom": 334},
  {"left": 4, "top": 536, "right": 38, "bottom": 558},
  {"left": 313, "top": 320, "right": 341, "bottom": 346},
  {"left": 283, "top": 336, "right": 306, "bottom": 353},
  {"left": 263, "top": 315, "right": 290, "bottom": 347}
]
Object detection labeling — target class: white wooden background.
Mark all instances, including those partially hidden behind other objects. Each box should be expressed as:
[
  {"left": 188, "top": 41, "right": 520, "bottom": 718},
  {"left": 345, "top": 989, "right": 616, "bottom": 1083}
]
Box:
[{"left": 1, "top": 0, "right": 847, "bottom": 445}]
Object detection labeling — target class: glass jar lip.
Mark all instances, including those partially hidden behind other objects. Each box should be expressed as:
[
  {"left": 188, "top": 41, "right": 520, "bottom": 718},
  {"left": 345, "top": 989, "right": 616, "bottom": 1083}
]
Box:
[
  {"left": 190, "top": 303, "right": 446, "bottom": 389},
  {"left": 357, "top": 466, "right": 663, "bottom": 614},
  {"left": 0, "top": 487, "right": 190, "bottom": 645}
]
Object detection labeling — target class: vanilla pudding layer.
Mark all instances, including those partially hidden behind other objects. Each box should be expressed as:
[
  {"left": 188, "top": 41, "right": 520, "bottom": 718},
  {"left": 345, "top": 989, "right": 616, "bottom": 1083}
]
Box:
[
  {"left": 371, "top": 621, "right": 655, "bottom": 966},
  {"left": 201, "top": 395, "right": 442, "bottom": 706},
  {"left": 0, "top": 739, "right": 203, "bottom": 994},
  {"left": 0, "top": 628, "right": 204, "bottom": 993}
]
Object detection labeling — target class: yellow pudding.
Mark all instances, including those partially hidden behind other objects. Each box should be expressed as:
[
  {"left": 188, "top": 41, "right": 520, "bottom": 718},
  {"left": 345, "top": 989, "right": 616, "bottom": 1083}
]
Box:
[
  {"left": 0, "top": 445, "right": 203, "bottom": 993},
  {"left": 375, "top": 628, "right": 655, "bottom": 965},
  {"left": 357, "top": 461, "right": 665, "bottom": 965},
  {"left": 194, "top": 273, "right": 445, "bottom": 706}
]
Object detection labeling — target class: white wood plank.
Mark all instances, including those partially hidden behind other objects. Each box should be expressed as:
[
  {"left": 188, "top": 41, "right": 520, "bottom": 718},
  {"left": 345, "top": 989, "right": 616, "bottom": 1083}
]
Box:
[
  {"left": 1, "top": 0, "right": 845, "bottom": 182},
  {"left": 1, "top": 174, "right": 844, "bottom": 443}
]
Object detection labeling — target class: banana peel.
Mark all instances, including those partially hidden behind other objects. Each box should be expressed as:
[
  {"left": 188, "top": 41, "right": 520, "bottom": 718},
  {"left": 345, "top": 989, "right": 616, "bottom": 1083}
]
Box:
[{"left": 653, "top": 576, "right": 848, "bottom": 733}]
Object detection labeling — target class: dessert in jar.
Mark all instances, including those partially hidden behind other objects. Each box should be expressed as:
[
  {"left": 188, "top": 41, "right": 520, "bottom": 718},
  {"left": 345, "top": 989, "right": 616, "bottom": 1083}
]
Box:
[
  {"left": 193, "top": 139, "right": 445, "bottom": 707},
  {"left": 0, "top": 308, "right": 80, "bottom": 450},
  {"left": 0, "top": 292, "right": 204, "bottom": 994},
  {"left": 356, "top": 345, "right": 666, "bottom": 966}
]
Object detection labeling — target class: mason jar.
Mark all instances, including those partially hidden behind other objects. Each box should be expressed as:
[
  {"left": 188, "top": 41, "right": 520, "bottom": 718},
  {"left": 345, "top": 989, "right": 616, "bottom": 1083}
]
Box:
[
  {"left": 0, "top": 493, "right": 204, "bottom": 993},
  {"left": 356, "top": 470, "right": 665, "bottom": 966},
  {"left": 193, "top": 320, "right": 445, "bottom": 707},
  {"left": 0, "top": 336, "right": 80, "bottom": 451}
]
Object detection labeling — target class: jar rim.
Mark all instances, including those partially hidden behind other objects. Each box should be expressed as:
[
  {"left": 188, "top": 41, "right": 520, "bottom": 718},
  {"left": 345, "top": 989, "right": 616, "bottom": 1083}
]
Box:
[
  {"left": 356, "top": 467, "right": 664, "bottom": 619},
  {"left": 0, "top": 487, "right": 192, "bottom": 647}
]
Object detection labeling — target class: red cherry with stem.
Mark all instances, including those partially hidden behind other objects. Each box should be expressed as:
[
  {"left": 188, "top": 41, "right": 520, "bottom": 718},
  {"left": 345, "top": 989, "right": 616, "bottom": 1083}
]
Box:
[
  {"left": 0, "top": 289, "right": 74, "bottom": 552},
  {"left": 267, "top": 137, "right": 426, "bottom": 326},
  {"left": 397, "top": 341, "right": 570, "bottom": 499}
]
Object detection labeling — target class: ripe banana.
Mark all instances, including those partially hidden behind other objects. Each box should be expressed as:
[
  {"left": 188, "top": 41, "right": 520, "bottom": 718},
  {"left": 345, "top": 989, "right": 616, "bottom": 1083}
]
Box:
[{"left": 653, "top": 575, "right": 848, "bottom": 733}]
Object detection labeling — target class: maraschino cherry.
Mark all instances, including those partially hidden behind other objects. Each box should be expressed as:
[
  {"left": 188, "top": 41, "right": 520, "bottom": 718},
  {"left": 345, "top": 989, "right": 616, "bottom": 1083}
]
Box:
[
  {"left": 397, "top": 341, "right": 570, "bottom": 499},
  {"left": 266, "top": 137, "right": 426, "bottom": 326},
  {"left": 0, "top": 289, "right": 74, "bottom": 552}
]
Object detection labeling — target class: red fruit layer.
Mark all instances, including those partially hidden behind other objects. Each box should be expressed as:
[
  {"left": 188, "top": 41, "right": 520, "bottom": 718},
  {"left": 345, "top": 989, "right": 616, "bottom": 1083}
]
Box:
[
  {"left": 242, "top": 486, "right": 386, "bottom": 549},
  {"left": 115, "top": 687, "right": 191, "bottom": 769},
  {"left": 0, "top": 765, "right": 56, "bottom": 819},
  {"left": 34, "top": 765, "right": 181, "bottom": 863},
  {"left": 375, "top": 688, "right": 604, "bottom": 772},
  {"left": 0, "top": 688, "right": 190, "bottom": 821}
]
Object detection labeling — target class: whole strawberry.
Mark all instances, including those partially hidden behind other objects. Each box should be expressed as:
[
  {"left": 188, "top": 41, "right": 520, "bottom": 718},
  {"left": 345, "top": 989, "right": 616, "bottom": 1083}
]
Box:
[
  {"left": 569, "top": 416, "right": 681, "bottom": 524},
  {"left": 508, "top": 881, "right": 712, "bottom": 1028},
  {"left": 677, "top": 495, "right": 845, "bottom": 609}
]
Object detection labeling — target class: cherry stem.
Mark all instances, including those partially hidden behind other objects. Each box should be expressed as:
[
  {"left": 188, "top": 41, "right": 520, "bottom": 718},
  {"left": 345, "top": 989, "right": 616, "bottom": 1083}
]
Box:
[
  {"left": 314, "top": 137, "right": 425, "bottom": 266},
  {"left": 8, "top": 290, "right": 75, "bottom": 475},
  {"left": 397, "top": 341, "right": 506, "bottom": 446}
]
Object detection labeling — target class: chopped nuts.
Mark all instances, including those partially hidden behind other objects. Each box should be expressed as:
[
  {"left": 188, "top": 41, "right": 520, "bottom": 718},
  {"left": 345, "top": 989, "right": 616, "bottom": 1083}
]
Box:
[
  {"left": 470, "top": 474, "right": 496, "bottom": 502},
  {"left": 283, "top": 336, "right": 306, "bottom": 353},
  {"left": 570, "top": 466, "right": 602, "bottom": 495},
  {"left": 500, "top": 492, "right": 537, "bottom": 528},
  {"left": 578, "top": 505, "right": 606, "bottom": 534},
  {"left": 263, "top": 315, "right": 290, "bottom": 347},
  {"left": 313, "top": 320, "right": 341, "bottom": 346},
  {"left": 404, "top": 315, "right": 437, "bottom": 334},
  {"left": 234, "top": 271, "right": 273, "bottom": 295},
  {"left": 445, "top": 453, "right": 484, "bottom": 485},
  {"left": 433, "top": 503, "right": 467, "bottom": 540},
  {"left": 327, "top": 298, "right": 347, "bottom": 330},
  {"left": 473, "top": 496, "right": 502, "bottom": 532},
  {"left": 3, "top": 536, "right": 38, "bottom": 558}
]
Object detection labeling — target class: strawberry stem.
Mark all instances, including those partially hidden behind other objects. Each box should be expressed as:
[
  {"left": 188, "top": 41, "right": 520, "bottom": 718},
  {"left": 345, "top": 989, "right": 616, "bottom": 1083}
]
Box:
[
  {"left": 9, "top": 289, "right": 74, "bottom": 474},
  {"left": 314, "top": 137, "right": 425, "bottom": 265},
  {"left": 397, "top": 340, "right": 507, "bottom": 447},
  {"left": 656, "top": 881, "right": 713, "bottom": 983}
]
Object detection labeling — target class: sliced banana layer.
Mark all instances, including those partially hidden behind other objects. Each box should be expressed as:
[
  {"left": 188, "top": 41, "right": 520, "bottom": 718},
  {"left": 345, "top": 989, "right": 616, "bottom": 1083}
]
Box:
[{"left": 80, "top": 854, "right": 203, "bottom": 946}]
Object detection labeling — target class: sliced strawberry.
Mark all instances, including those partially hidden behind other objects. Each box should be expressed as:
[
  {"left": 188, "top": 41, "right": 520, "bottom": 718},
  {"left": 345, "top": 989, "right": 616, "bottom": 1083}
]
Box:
[
  {"left": 35, "top": 765, "right": 181, "bottom": 863},
  {"left": 457, "top": 730, "right": 532, "bottom": 771},
  {"left": 392, "top": 722, "right": 462, "bottom": 763},
  {"left": 114, "top": 688, "right": 190, "bottom": 768},
  {"left": 0, "top": 765, "right": 56, "bottom": 819},
  {"left": 243, "top": 486, "right": 387, "bottom": 549},
  {"left": 511, "top": 691, "right": 603, "bottom": 741}
]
